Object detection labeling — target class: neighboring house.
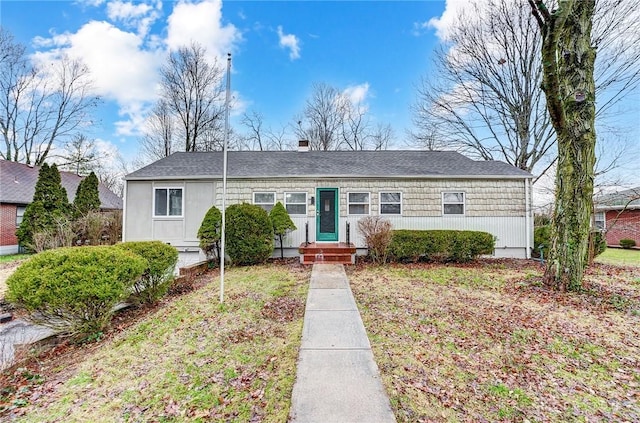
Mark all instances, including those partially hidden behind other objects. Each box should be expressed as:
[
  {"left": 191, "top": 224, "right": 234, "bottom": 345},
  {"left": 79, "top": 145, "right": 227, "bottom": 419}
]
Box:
[
  {"left": 0, "top": 160, "right": 123, "bottom": 255},
  {"left": 123, "top": 145, "right": 534, "bottom": 265},
  {"left": 595, "top": 187, "right": 640, "bottom": 247}
]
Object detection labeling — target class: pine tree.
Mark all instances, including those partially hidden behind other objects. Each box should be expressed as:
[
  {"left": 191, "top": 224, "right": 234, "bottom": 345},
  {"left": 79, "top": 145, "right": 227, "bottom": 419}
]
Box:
[
  {"left": 269, "top": 202, "right": 297, "bottom": 259},
  {"left": 17, "top": 163, "right": 70, "bottom": 250},
  {"left": 73, "top": 171, "right": 101, "bottom": 219}
]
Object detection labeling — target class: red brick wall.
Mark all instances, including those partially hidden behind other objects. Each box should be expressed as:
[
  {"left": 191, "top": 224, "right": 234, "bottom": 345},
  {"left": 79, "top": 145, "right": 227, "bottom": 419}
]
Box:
[
  {"left": 0, "top": 204, "right": 18, "bottom": 247},
  {"left": 605, "top": 209, "right": 640, "bottom": 246}
]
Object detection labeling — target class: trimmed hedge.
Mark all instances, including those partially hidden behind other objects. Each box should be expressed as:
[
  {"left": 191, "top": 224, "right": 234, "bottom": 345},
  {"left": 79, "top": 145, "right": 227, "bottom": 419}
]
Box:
[
  {"left": 6, "top": 246, "right": 146, "bottom": 340},
  {"left": 115, "top": 241, "right": 178, "bottom": 305},
  {"left": 226, "top": 203, "right": 274, "bottom": 265},
  {"left": 388, "top": 229, "right": 495, "bottom": 263},
  {"left": 620, "top": 238, "right": 636, "bottom": 249},
  {"left": 198, "top": 205, "right": 222, "bottom": 261}
]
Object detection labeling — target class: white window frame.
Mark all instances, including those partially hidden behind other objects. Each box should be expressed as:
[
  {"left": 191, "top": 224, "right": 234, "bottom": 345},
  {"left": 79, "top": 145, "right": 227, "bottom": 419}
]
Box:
[
  {"left": 442, "top": 192, "right": 465, "bottom": 216},
  {"left": 154, "top": 187, "right": 184, "bottom": 217},
  {"left": 594, "top": 211, "right": 606, "bottom": 230},
  {"left": 284, "top": 192, "right": 307, "bottom": 215},
  {"left": 253, "top": 191, "right": 276, "bottom": 212},
  {"left": 348, "top": 192, "right": 371, "bottom": 215},
  {"left": 379, "top": 191, "right": 402, "bottom": 215},
  {"left": 16, "top": 205, "right": 26, "bottom": 227}
]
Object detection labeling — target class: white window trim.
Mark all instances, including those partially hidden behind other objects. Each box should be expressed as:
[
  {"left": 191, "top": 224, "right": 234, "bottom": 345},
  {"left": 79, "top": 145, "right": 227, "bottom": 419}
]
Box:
[
  {"left": 284, "top": 192, "right": 307, "bottom": 215},
  {"left": 253, "top": 191, "right": 276, "bottom": 210},
  {"left": 594, "top": 211, "right": 606, "bottom": 230},
  {"left": 347, "top": 192, "right": 371, "bottom": 216},
  {"left": 442, "top": 191, "right": 465, "bottom": 216},
  {"left": 153, "top": 187, "right": 184, "bottom": 218},
  {"left": 16, "top": 205, "right": 26, "bottom": 227},
  {"left": 379, "top": 191, "right": 402, "bottom": 215}
]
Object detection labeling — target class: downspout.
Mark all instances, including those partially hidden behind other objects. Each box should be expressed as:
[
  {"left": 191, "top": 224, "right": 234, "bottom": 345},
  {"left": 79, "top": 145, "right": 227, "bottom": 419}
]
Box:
[
  {"left": 525, "top": 177, "right": 531, "bottom": 259},
  {"left": 122, "top": 180, "right": 127, "bottom": 242}
]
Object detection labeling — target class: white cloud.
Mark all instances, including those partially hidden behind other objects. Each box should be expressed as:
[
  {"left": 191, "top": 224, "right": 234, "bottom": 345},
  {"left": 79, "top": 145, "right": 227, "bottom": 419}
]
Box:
[
  {"left": 342, "top": 83, "right": 370, "bottom": 105},
  {"left": 427, "top": 0, "right": 486, "bottom": 41},
  {"left": 277, "top": 25, "right": 301, "bottom": 60},
  {"left": 106, "top": 0, "right": 162, "bottom": 37},
  {"left": 166, "top": 0, "right": 241, "bottom": 59}
]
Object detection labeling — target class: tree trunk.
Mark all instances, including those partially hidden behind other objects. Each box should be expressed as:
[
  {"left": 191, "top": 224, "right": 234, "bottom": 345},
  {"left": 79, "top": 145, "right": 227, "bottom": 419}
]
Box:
[{"left": 531, "top": 0, "right": 597, "bottom": 291}]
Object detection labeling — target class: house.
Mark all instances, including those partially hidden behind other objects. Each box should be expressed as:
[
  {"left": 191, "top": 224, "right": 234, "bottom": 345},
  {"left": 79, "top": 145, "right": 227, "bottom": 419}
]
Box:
[
  {"left": 0, "top": 160, "right": 123, "bottom": 255},
  {"left": 595, "top": 187, "right": 640, "bottom": 247},
  {"left": 123, "top": 145, "right": 534, "bottom": 265}
]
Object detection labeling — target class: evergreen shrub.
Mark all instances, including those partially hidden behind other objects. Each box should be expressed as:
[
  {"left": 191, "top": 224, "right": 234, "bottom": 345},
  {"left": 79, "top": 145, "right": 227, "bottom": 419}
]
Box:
[
  {"left": 115, "top": 241, "right": 178, "bottom": 305},
  {"left": 226, "top": 203, "right": 274, "bottom": 265},
  {"left": 388, "top": 229, "right": 495, "bottom": 263},
  {"left": 6, "top": 246, "right": 146, "bottom": 340}
]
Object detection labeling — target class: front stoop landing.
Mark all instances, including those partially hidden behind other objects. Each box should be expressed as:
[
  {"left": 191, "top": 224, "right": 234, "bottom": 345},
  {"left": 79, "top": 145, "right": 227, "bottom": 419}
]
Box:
[{"left": 298, "top": 242, "right": 356, "bottom": 265}]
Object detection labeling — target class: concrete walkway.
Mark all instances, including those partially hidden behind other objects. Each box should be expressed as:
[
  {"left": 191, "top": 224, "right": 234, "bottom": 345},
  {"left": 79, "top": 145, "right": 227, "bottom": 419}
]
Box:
[{"left": 289, "top": 263, "right": 396, "bottom": 423}]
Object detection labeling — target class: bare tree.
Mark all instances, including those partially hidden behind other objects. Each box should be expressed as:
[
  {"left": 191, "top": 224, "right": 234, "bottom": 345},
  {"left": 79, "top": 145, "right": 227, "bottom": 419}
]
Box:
[
  {"left": 413, "top": 0, "right": 640, "bottom": 174},
  {"left": 411, "top": 0, "right": 553, "bottom": 172},
  {"left": 295, "top": 83, "right": 346, "bottom": 151},
  {"left": 371, "top": 123, "right": 394, "bottom": 151},
  {"left": 529, "top": 0, "right": 597, "bottom": 291},
  {"left": 139, "top": 100, "right": 175, "bottom": 162},
  {"left": 339, "top": 97, "right": 369, "bottom": 150},
  {"left": 0, "top": 28, "right": 99, "bottom": 165},
  {"left": 55, "top": 134, "right": 100, "bottom": 176},
  {"left": 159, "top": 42, "right": 225, "bottom": 153},
  {"left": 239, "top": 110, "right": 295, "bottom": 151}
]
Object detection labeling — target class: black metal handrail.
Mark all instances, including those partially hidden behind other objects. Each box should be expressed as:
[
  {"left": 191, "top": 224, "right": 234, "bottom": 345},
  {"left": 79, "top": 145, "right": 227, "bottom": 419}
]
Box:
[
  {"left": 346, "top": 221, "right": 350, "bottom": 245},
  {"left": 305, "top": 222, "right": 309, "bottom": 246}
]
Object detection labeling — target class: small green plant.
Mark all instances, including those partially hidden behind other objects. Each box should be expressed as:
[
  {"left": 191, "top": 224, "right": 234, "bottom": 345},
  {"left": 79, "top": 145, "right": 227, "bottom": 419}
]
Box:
[
  {"left": 198, "top": 205, "right": 222, "bottom": 261},
  {"left": 269, "top": 202, "right": 296, "bottom": 259},
  {"left": 225, "top": 203, "right": 274, "bottom": 266},
  {"left": 619, "top": 238, "right": 636, "bottom": 249},
  {"left": 6, "top": 246, "right": 146, "bottom": 340},
  {"left": 534, "top": 225, "right": 550, "bottom": 259},
  {"left": 115, "top": 241, "right": 178, "bottom": 305}
]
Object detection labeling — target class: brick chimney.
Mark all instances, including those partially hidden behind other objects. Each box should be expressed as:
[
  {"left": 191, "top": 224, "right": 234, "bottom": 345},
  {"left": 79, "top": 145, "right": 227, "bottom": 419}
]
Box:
[{"left": 298, "top": 139, "right": 309, "bottom": 152}]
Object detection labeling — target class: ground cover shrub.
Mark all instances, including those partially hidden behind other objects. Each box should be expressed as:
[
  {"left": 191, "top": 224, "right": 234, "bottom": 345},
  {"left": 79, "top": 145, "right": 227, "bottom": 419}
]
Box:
[
  {"left": 225, "top": 203, "right": 274, "bottom": 265},
  {"left": 388, "top": 229, "right": 495, "bottom": 263},
  {"left": 5, "top": 247, "right": 146, "bottom": 340},
  {"left": 620, "top": 238, "right": 636, "bottom": 249},
  {"left": 197, "top": 205, "right": 222, "bottom": 261},
  {"left": 357, "top": 216, "right": 392, "bottom": 264},
  {"left": 115, "top": 241, "right": 178, "bottom": 305}
]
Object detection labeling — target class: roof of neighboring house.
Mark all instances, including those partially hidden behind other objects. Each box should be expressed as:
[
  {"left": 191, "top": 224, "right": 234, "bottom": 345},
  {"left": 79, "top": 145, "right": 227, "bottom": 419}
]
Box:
[
  {"left": 0, "top": 160, "right": 123, "bottom": 209},
  {"left": 125, "top": 151, "right": 533, "bottom": 181},
  {"left": 595, "top": 187, "right": 640, "bottom": 210}
]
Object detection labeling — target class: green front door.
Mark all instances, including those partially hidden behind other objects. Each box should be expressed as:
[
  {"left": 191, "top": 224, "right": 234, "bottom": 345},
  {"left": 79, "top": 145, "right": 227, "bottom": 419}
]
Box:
[{"left": 316, "top": 188, "right": 338, "bottom": 241}]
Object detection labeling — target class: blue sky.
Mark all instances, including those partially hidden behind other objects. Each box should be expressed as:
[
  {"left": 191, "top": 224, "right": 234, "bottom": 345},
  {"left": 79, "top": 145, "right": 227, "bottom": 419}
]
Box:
[
  {"left": 1, "top": 0, "right": 638, "bottom": 189},
  {"left": 1, "top": 0, "right": 447, "bottom": 163}
]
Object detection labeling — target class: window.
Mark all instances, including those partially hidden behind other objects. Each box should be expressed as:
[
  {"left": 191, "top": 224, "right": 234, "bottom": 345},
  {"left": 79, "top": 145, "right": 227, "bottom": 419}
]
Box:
[
  {"left": 348, "top": 192, "right": 370, "bottom": 215},
  {"left": 594, "top": 211, "right": 605, "bottom": 230},
  {"left": 154, "top": 188, "right": 183, "bottom": 217},
  {"left": 285, "top": 192, "right": 307, "bottom": 215},
  {"left": 253, "top": 192, "right": 276, "bottom": 212},
  {"left": 16, "top": 206, "right": 26, "bottom": 227},
  {"left": 442, "top": 192, "right": 465, "bottom": 215},
  {"left": 380, "top": 192, "right": 402, "bottom": 215}
]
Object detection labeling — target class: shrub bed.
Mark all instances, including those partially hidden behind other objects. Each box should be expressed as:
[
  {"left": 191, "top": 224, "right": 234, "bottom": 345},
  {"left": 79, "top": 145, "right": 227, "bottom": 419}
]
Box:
[
  {"left": 620, "top": 238, "right": 636, "bottom": 249},
  {"left": 115, "top": 241, "right": 178, "bottom": 305},
  {"left": 388, "top": 229, "right": 495, "bottom": 263},
  {"left": 5, "top": 246, "right": 146, "bottom": 340}
]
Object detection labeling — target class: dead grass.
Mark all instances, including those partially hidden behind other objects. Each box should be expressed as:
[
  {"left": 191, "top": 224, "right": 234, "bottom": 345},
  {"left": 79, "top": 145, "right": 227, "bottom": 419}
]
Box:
[
  {"left": 1, "top": 262, "right": 310, "bottom": 422},
  {"left": 348, "top": 259, "right": 640, "bottom": 422}
]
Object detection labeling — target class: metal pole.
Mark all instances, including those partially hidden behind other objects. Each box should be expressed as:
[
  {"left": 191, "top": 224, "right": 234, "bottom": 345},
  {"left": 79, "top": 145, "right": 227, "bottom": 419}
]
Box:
[{"left": 220, "top": 53, "right": 231, "bottom": 303}]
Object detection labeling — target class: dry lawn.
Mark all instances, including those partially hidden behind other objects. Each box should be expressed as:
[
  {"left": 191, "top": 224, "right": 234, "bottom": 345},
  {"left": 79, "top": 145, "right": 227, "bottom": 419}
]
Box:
[
  {"left": 1, "top": 262, "right": 310, "bottom": 421},
  {"left": 348, "top": 260, "right": 640, "bottom": 422}
]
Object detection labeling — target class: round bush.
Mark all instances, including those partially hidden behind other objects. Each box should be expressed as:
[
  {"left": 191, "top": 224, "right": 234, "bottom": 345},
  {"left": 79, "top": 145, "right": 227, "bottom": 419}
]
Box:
[
  {"left": 115, "top": 241, "right": 178, "bottom": 305},
  {"left": 620, "top": 238, "right": 636, "bottom": 249},
  {"left": 6, "top": 246, "right": 147, "bottom": 340},
  {"left": 225, "top": 203, "right": 274, "bottom": 265}
]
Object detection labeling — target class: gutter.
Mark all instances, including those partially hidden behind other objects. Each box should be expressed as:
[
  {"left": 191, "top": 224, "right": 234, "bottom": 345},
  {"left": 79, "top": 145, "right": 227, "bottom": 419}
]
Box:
[{"left": 125, "top": 174, "right": 534, "bottom": 182}]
